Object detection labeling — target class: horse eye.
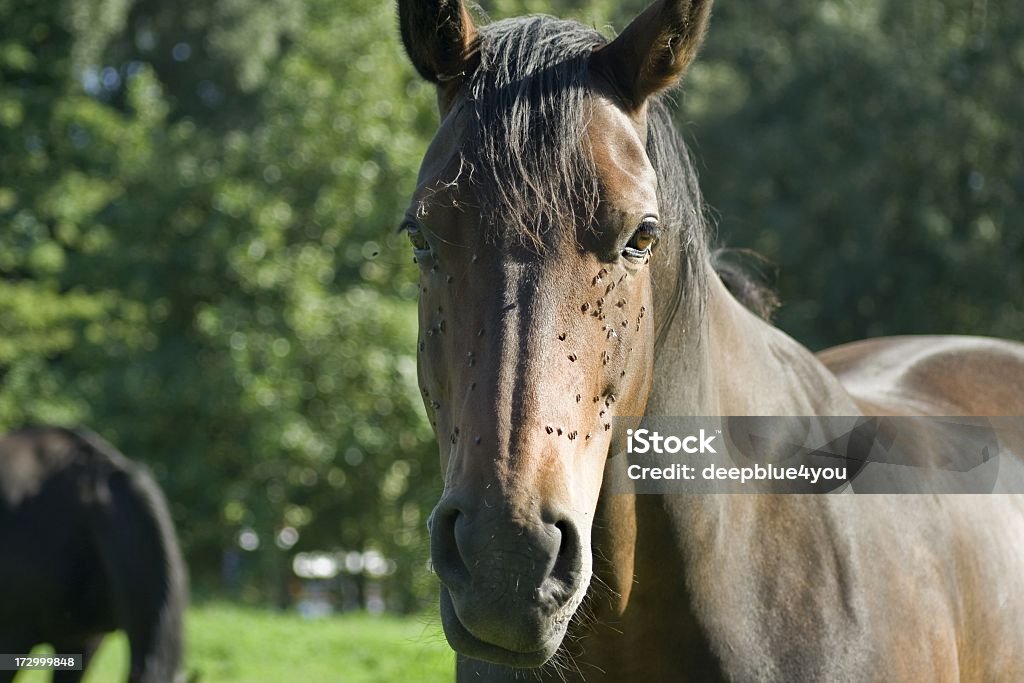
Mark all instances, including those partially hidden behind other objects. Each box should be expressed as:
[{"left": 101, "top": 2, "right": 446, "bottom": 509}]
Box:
[{"left": 623, "top": 217, "right": 659, "bottom": 260}]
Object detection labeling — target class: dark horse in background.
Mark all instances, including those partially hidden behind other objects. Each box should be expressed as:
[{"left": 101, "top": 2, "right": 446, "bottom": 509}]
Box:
[
  {"left": 0, "top": 426, "right": 187, "bottom": 683},
  {"left": 396, "top": 0, "right": 1024, "bottom": 680}
]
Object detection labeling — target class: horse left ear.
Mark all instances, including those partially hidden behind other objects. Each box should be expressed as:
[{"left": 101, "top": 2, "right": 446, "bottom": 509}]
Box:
[
  {"left": 397, "top": 0, "right": 478, "bottom": 109},
  {"left": 591, "top": 0, "right": 713, "bottom": 111}
]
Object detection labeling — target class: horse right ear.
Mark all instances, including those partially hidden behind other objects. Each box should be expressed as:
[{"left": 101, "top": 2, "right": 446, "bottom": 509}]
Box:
[
  {"left": 591, "top": 0, "right": 712, "bottom": 111},
  {"left": 397, "top": 0, "right": 478, "bottom": 107}
]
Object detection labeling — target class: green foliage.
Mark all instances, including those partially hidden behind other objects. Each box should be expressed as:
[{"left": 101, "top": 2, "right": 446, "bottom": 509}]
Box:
[
  {"left": 1, "top": 0, "right": 439, "bottom": 608},
  {"left": 682, "top": 0, "right": 1024, "bottom": 347}
]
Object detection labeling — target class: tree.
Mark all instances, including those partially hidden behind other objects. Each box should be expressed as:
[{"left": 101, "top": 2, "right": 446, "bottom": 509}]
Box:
[
  {"left": 2, "top": 0, "right": 443, "bottom": 609},
  {"left": 680, "top": 0, "right": 1024, "bottom": 347}
]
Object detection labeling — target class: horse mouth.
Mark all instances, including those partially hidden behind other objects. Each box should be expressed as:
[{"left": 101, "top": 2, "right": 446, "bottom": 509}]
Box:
[{"left": 439, "top": 586, "right": 567, "bottom": 667}]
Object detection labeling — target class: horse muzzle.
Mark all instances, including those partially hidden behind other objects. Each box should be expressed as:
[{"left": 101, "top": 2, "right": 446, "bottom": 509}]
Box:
[{"left": 429, "top": 495, "right": 589, "bottom": 665}]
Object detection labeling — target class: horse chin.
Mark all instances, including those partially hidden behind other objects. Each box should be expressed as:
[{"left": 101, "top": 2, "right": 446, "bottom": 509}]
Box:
[{"left": 439, "top": 585, "right": 574, "bottom": 668}]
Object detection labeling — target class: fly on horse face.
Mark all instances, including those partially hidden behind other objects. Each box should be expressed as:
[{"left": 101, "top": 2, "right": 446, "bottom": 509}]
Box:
[
  {"left": 396, "top": 1, "right": 1024, "bottom": 680},
  {"left": 0, "top": 426, "right": 187, "bottom": 683}
]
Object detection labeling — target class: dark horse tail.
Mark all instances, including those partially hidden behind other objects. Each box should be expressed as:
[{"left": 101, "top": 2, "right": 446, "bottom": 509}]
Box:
[{"left": 71, "top": 427, "right": 188, "bottom": 683}]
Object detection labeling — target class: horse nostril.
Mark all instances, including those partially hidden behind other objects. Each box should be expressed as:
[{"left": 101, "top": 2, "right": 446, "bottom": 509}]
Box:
[
  {"left": 550, "top": 518, "right": 582, "bottom": 588},
  {"left": 430, "top": 502, "right": 470, "bottom": 588},
  {"left": 432, "top": 500, "right": 584, "bottom": 600}
]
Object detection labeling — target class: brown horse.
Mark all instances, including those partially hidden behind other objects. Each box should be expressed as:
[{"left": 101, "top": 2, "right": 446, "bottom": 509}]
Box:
[{"left": 396, "top": 1, "right": 1024, "bottom": 680}]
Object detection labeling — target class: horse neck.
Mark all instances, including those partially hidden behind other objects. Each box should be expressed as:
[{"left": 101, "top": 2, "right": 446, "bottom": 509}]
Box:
[
  {"left": 589, "top": 255, "right": 862, "bottom": 627},
  {"left": 648, "top": 255, "right": 861, "bottom": 417}
]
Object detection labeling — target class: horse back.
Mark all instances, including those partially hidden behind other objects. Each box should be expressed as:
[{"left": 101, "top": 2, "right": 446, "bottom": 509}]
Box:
[{"left": 818, "top": 334, "right": 1024, "bottom": 416}]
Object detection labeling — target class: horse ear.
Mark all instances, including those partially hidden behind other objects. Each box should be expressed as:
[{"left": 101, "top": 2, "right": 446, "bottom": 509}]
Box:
[
  {"left": 591, "top": 0, "right": 712, "bottom": 110},
  {"left": 397, "top": 0, "right": 478, "bottom": 90}
]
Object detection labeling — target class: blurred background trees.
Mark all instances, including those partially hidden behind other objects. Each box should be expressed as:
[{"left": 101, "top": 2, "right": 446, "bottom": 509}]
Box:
[
  {"left": 688, "top": 0, "right": 1024, "bottom": 348},
  {"left": 1, "top": 0, "right": 1021, "bottom": 611}
]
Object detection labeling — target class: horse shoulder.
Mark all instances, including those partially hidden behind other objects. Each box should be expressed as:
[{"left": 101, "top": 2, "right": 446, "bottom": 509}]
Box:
[{"left": 816, "top": 336, "right": 1024, "bottom": 680}]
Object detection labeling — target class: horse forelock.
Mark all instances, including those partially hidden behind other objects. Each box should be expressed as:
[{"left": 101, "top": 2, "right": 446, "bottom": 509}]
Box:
[
  {"left": 458, "top": 16, "right": 605, "bottom": 248},
  {"left": 447, "top": 15, "right": 770, "bottom": 325},
  {"left": 454, "top": 17, "right": 707, "bottom": 243}
]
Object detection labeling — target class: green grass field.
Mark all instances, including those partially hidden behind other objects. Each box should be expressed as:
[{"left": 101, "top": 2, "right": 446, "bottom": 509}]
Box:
[{"left": 20, "top": 604, "right": 454, "bottom": 683}]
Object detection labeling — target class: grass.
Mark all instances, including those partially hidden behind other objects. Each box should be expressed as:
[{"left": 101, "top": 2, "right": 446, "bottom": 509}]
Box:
[{"left": 19, "top": 603, "right": 454, "bottom": 683}]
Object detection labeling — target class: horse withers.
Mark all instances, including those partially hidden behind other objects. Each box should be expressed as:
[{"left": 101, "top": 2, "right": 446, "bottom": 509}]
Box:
[
  {"left": 396, "top": 1, "right": 1024, "bottom": 681},
  {"left": 0, "top": 426, "right": 187, "bottom": 683}
]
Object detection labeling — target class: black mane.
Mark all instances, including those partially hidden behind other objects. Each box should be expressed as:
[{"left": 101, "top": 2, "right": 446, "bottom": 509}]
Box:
[{"left": 464, "top": 16, "right": 605, "bottom": 246}]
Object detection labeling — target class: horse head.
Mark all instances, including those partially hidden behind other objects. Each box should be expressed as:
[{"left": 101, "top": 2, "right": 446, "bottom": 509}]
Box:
[{"left": 398, "top": 0, "right": 713, "bottom": 667}]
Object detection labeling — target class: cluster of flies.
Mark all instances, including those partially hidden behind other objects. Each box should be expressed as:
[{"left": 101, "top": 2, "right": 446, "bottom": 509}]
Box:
[{"left": 417, "top": 255, "right": 649, "bottom": 449}]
